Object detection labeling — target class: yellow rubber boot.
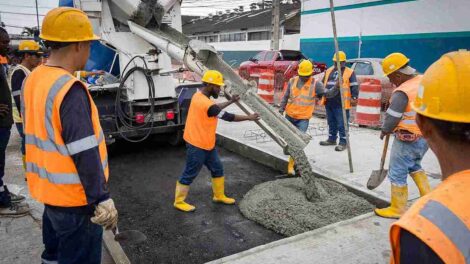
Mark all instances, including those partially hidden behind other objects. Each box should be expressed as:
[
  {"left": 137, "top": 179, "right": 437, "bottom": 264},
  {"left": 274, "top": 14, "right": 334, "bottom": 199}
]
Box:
[
  {"left": 374, "top": 184, "right": 408, "bottom": 219},
  {"left": 22, "top": 155, "right": 26, "bottom": 170},
  {"left": 287, "top": 156, "right": 295, "bottom": 176},
  {"left": 411, "top": 170, "right": 431, "bottom": 197},
  {"left": 174, "top": 182, "right": 195, "bottom": 212},
  {"left": 212, "top": 177, "right": 235, "bottom": 205}
]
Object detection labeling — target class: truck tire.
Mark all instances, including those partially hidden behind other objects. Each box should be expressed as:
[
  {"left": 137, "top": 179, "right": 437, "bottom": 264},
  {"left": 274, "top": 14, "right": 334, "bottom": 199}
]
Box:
[{"left": 168, "top": 129, "right": 184, "bottom": 146}]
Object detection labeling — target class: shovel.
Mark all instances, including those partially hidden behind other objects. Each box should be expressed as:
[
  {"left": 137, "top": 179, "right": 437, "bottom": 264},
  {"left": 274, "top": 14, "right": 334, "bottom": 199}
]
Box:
[
  {"left": 113, "top": 225, "right": 147, "bottom": 244},
  {"left": 367, "top": 134, "right": 390, "bottom": 190}
]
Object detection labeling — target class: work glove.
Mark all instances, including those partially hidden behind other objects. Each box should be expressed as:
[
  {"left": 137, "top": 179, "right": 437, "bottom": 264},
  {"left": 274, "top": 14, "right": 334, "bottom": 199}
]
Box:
[{"left": 91, "top": 198, "right": 118, "bottom": 230}]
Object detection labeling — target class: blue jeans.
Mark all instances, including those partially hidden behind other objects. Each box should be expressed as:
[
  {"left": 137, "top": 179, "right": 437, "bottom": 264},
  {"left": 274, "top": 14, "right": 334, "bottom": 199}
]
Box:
[
  {"left": 285, "top": 115, "right": 309, "bottom": 133},
  {"left": 0, "top": 127, "right": 11, "bottom": 187},
  {"left": 325, "top": 103, "right": 350, "bottom": 145},
  {"left": 179, "top": 143, "right": 224, "bottom": 185},
  {"left": 388, "top": 137, "right": 429, "bottom": 186},
  {"left": 15, "top": 123, "right": 25, "bottom": 155},
  {"left": 41, "top": 206, "right": 103, "bottom": 264}
]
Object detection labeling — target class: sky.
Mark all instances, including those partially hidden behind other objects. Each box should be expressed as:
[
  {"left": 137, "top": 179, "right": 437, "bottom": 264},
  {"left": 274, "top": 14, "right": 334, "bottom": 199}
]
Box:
[{"left": 0, "top": 0, "right": 265, "bottom": 34}]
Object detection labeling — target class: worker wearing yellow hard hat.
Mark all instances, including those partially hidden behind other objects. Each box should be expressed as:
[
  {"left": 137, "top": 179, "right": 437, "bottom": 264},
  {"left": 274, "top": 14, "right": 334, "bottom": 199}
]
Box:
[
  {"left": 8, "top": 40, "right": 43, "bottom": 179},
  {"left": 319, "top": 51, "right": 359, "bottom": 151},
  {"left": 389, "top": 50, "right": 470, "bottom": 263},
  {"left": 22, "top": 7, "right": 116, "bottom": 263},
  {"left": 279, "top": 59, "right": 331, "bottom": 176},
  {"left": 374, "top": 52, "right": 431, "bottom": 219},
  {"left": 174, "top": 70, "right": 260, "bottom": 212}
]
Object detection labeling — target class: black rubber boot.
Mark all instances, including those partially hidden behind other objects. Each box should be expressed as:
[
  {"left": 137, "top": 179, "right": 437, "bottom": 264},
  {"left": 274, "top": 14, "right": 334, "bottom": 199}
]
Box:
[{"left": 319, "top": 140, "right": 336, "bottom": 146}]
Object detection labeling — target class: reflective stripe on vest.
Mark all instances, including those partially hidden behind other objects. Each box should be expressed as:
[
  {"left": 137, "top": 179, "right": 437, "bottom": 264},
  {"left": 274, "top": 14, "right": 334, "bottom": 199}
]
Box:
[
  {"left": 392, "top": 75, "right": 422, "bottom": 135},
  {"left": 285, "top": 76, "right": 316, "bottom": 119},
  {"left": 321, "top": 67, "right": 353, "bottom": 109},
  {"left": 8, "top": 65, "right": 30, "bottom": 123}
]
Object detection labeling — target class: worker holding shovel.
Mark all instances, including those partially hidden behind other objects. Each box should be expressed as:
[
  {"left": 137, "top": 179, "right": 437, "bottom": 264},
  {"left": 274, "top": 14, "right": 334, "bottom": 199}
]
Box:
[{"left": 373, "top": 53, "right": 431, "bottom": 219}]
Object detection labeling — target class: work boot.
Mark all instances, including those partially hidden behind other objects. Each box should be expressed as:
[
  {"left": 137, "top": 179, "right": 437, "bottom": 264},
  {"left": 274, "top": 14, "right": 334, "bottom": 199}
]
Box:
[
  {"left": 335, "top": 144, "right": 347, "bottom": 151},
  {"left": 374, "top": 184, "right": 408, "bottom": 219},
  {"left": 319, "top": 140, "right": 336, "bottom": 146},
  {"left": 212, "top": 177, "right": 235, "bottom": 205},
  {"left": 410, "top": 170, "right": 431, "bottom": 197},
  {"left": 174, "top": 182, "right": 195, "bottom": 212},
  {"left": 287, "top": 156, "right": 295, "bottom": 176},
  {"left": 4, "top": 186, "right": 25, "bottom": 203},
  {"left": 0, "top": 203, "right": 30, "bottom": 217}
]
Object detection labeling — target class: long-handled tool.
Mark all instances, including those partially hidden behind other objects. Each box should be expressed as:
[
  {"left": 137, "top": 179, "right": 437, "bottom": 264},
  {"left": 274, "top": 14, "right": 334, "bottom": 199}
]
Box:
[
  {"left": 113, "top": 225, "right": 147, "bottom": 244},
  {"left": 367, "top": 134, "right": 390, "bottom": 190}
]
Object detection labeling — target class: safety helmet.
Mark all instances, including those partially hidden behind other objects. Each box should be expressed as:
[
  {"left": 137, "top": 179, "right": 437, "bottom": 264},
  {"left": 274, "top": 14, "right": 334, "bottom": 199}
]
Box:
[
  {"left": 382, "top": 52, "right": 410, "bottom": 76},
  {"left": 40, "top": 7, "right": 99, "bottom": 42},
  {"left": 298, "top": 60, "right": 313, "bottom": 76},
  {"left": 412, "top": 49, "right": 470, "bottom": 123},
  {"left": 202, "top": 70, "right": 224, "bottom": 86},
  {"left": 332, "top": 51, "right": 346, "bottom": 62},
  {"left": 18, "top": 40, "right": 43, "bottom": 54}
]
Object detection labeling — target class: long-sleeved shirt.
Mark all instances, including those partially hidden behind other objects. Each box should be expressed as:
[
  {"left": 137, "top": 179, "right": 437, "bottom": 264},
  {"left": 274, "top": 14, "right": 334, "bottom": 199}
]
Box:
[
  {"left": 324, "top": 67, "right": 359, "bottom": 108},
  {"left": 0, "top": 64, "right": 13, "bottom": 128},
  {"left": 399, "top": 229, "right": 443, "bottom": 263},
  {"left": 382, "top": 91, "right": 408, "bottom": 134},
  {"left": 207, "top": 104, "right": 235, "bottom": 121},
  {"left": 59, "top": 83, "right": 109, "bottom": 212},
  {"left": 279, "top": 76, "right": 330, "bottom": 112}
]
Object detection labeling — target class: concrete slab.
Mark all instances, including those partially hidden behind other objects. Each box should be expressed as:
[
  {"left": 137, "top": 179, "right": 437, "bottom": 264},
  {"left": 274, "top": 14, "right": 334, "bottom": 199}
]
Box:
[{"left": 207, "top": 213, "right": 394, "bottom": 264}]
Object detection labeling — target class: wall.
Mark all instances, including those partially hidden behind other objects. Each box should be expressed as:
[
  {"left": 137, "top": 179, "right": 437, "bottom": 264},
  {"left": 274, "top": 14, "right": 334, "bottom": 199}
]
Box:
[{"left": 300, "top": 0, "right": 470, "bottom": 71}]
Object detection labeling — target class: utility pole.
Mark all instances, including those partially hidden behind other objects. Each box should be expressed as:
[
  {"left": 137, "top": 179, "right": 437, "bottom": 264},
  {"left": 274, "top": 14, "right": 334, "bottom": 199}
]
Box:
[
  {"left": 35, "top": 0, "right": 40, "bottom": 29},
  {"left": 270, "top": 0, "right": 280, "bottom": 50}
]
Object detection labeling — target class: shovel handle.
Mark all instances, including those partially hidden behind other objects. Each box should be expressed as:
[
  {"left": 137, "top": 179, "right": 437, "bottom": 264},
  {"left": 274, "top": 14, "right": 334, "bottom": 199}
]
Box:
[{"left": 379, "top": 135, "right": 390, "bottom": 170}]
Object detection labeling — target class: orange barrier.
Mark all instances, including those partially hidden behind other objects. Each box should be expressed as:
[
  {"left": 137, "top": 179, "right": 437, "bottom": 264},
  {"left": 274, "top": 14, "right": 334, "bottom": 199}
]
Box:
[
  {"left": 355, "top": 78, "right": 382, "bottom": 127},
  {"left": 257, "top": 69, "right": 275, "bottom": 104}
]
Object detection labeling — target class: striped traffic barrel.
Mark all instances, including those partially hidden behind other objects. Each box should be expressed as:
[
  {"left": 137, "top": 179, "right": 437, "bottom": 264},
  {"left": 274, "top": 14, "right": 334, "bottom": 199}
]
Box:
[
  {"left": 355, "top": 78, "right": 382, "bottom": 127},
  {"left": 257, "top": 69, "right": 275, "bottom": 104}
]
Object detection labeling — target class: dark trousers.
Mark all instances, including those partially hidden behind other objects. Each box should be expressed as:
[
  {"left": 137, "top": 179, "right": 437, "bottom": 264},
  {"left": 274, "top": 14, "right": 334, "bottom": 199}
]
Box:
[
  {"left": 41, "top": 206, "right": 103, "bottom": 264},
  {"left": 0, "top": 126, "right": 11, "bottom": 187},
  {"left": 15, "top": 123, "right": 25, "bottom": 155},
  {"left": 325, "top": 103, "right": 350, "bottom": 145},
  {"left": 178, "top": 143, "right": 224, "bottom": 185}
]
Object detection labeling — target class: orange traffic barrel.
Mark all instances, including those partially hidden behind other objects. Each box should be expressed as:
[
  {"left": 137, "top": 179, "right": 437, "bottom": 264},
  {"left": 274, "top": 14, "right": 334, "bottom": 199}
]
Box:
[
  {"left": 257, "top": 69, "right": 275, "bottom": 104},
  {"left": 355, "top": 78, "right": 382, "bottom": 127}
]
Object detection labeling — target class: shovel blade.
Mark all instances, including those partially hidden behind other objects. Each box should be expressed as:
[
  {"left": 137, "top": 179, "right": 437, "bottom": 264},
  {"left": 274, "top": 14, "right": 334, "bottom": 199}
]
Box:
[
  {"left": 367, "top": 169, "right": 388, "bottom": 190},
  {"left": 114, "top": 230, "right": 147, "bottom": 244}
]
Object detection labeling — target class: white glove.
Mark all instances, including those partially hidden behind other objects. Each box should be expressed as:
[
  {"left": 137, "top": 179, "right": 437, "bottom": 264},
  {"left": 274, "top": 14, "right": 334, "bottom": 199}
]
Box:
[{"left": 91, "top": 198, "right": 118, "bottom": 230}]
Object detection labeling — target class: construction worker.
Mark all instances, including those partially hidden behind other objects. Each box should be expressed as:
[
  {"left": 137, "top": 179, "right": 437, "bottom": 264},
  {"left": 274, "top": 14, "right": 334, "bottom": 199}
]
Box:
[
  {"left": 8, "top": 40, "right": 43, "bottom": 171},
  {"left": 374, "top": 53, "right": 431, "bottom": 219},
  {"left": 174, "top": 70, "right": 260, "bottom": 212},
  {"left": 22, "top": 7, "right": 117, "bottom": 263},
  {"left": 0, "top": 27, "right": 29, "bottom": 216},
  {"left": 279, "top": 60, "right": 335, "bottom": 176},
  {"left": 319, "top": 51, "right": 359, "bottom": 151},
  {"left": 389, "top": 50, "right": 470, "bottom": 263}
]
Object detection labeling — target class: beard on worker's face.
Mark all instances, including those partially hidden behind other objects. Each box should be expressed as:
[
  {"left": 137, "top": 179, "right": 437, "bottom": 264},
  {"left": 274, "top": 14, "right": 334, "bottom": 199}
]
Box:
[{"left": 211, "top": 90, "right": 219, "bottom": 99}]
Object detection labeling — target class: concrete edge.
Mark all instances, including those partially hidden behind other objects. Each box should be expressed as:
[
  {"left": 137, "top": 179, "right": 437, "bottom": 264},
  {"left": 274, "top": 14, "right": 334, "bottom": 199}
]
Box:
[
  {"left": 216, "top": 133, "right": 390, "bottom": 207},
  {"left": 102, "top": 230, "right": 131, "bottom": 264},
  {"left": 206, "top": 212, "right": 377, "bottom": 264}
]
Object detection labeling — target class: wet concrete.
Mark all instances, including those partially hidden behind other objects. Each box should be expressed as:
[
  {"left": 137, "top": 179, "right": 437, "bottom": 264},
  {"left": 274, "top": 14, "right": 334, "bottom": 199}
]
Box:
[
  {"left": 240, "top": 178, "right": 374, "bottom": 236},
  {"left": 108, "top": 139, "right": 283, "bottom": 264}
]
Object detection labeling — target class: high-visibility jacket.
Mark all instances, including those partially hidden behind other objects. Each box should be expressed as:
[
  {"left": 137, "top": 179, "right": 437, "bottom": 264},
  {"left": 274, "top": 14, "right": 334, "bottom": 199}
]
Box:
[
  {"left": 391, "top": 75, "right": 422, "bottom": 136},
  {"left": 320, "top": 66, "right": 353, "bottom": 109},
  {"left": 183, "top": 92, "right": 218, "bottom": 150},
  {"left": 8, "top": 64, "right": 30, "bottom": 123},
  {"left": 0, "top": 55, "right": 7, "bottom": 64},
  {"left": 285, "top": 76, "right": 316, "bottom": 120},
  {"left": 390, "top": 170, "right": 470, "bottom": 264},
  {"left": 22, "top": 65, "right": 108, "bottom": 207}
]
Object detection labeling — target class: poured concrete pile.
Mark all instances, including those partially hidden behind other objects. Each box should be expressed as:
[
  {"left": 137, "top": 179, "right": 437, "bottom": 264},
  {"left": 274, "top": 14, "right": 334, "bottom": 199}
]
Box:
[{"left": 239, "top": 178, "right": 373, "bottom": 236}]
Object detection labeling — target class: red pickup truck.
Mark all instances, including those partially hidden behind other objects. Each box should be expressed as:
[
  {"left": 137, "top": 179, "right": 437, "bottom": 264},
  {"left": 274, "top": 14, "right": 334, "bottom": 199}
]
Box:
[{"left": 238, "top": 50, "right": 326, "bottom": 104}]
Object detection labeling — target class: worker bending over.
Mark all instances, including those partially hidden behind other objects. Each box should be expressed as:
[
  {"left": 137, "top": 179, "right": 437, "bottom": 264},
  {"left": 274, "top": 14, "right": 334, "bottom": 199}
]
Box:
[
  {"left": 389, "top": 50, "right": 470, "bottom": 264},
  {"left": 22, "top": 7, "right": 117, "bottom": 263},
  {"left": 174, "top": 70, "right": 259, "bottom": 212},
  {"left": 375, "top": 53, "right": 431, "bottom": 219},
  {"left": 279, "top": 60, "right": 335, "bottom": 176},
  {"left": 319, "top": 51, "right": 359, "bottom": 151},
  {"left": 8, "top": 40, "right": 43, "bottom": 172}
]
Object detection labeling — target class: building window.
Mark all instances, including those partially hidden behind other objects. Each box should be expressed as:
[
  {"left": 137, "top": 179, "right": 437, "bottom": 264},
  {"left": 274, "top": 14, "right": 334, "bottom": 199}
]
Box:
[
  {"left": 197, "top": 35, "right": 218, "bottom": 43},
  {"left": 248, "top": 31, "right": 271, "bottom": 41},
  {"left": 219, "top": 32, "right": 246, "bottom": 42}
]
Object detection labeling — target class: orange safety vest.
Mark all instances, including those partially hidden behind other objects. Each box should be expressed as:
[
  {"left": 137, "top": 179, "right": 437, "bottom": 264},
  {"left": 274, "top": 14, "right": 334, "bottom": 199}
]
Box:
[
  {"left": 22, "top": 65, "right": 108, "bottom": 207},
  {"left": 320, "top": 66, "right": 353, "bottom": 109},
  {"left": 183, "top": 91, "right": 218, "bottom": 150},
  {"left": 390, "top": 170, "right": 470, "bottom": 264},
  {"left": 285, "top": 76, "right": 316, "bottom": 120},
  {"left": 391, "top": 75, "right": 422, "bottom": 136},
  {"left": 0, "top": 55, "right": 7, "bottom": 64}
]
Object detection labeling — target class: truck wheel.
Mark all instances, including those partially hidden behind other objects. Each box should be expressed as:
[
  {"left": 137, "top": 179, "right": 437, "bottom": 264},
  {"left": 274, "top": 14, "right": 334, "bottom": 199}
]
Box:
[{"left": 168, "top": 129, "right": 184, "bottom": 146}]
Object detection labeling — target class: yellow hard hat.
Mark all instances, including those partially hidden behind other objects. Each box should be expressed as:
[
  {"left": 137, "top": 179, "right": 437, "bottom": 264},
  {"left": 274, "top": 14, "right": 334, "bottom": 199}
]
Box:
[
  {"left": 382, "top": 52, "right": 410, "bottom": 76},
  {"left": 298, "top": 60, "right": 313, "bottom": 76},
  {"left": 40, "top": 7, "right": 99, "bottom": 42},
  {"left": 202, "top": 70, "right": 224, "bottom": 86},
  {"left": 412, "top": 50, "right": 470, "bottom": 123},
  {"left": 18, "top": 40, "right": 43, "bottom": 53},
  {"left": 332, "top": 51, "right": 346, "bottom": 62}
]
